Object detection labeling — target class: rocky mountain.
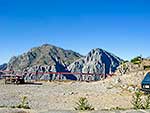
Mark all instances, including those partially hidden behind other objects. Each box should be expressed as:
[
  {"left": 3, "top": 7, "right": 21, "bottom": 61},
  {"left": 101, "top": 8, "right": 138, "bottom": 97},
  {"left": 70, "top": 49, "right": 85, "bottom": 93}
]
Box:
[
  {"left": 0, "top": 63, "right": 7, "bottom": 71},
  {"left": 4, "top": 45, "right": 123, "bottom": 81},
  {"left": 6, "top": 44, "right": 83, "bottom": 72},
  {"left": 68, "top": 48, "right": 122, "bottom": 80},
  {"left": 0, "top": 63, "right": 7, "bottom": 78}
]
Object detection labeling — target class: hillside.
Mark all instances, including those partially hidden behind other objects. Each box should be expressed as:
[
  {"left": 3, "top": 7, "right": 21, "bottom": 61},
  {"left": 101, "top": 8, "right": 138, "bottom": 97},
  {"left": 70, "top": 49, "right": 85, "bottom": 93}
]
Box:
[
  {"left": 116, "top": 57, "right": 150, "bottom": 75},
  {"left": 6, "top": 44, "right": 83, "bottom": 72}
]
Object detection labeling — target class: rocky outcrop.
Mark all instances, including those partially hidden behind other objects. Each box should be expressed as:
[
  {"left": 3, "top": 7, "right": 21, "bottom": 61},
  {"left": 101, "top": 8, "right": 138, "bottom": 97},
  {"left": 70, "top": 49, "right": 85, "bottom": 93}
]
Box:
[{"left": 68, "top": 48, "right": 122, "bottom": 80}]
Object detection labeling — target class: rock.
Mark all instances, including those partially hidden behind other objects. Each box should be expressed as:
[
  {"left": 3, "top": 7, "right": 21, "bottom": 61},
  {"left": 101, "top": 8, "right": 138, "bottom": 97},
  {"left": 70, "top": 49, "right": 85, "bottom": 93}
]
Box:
[
  {"left": 69, "top": 92, "right": 74, "bottom": 95},
  {"left": 120, "top": 84, "right": 128, "bottom": 89},
  {"left": 128, "top": 86, "right": 135, "bottom": 92},
  {"left": 113, "top": 77, "right": 121, "bottom": 84}
]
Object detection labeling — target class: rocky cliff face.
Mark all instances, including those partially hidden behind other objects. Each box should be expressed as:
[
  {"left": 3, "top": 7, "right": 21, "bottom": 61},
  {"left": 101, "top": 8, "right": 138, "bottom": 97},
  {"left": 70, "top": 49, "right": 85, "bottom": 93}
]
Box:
[
  {"left": 68, "top": 48, "right": 122, "bottom": 80},
  {"left": 7, "top": 44, "right": 83, "bottom": 72}
]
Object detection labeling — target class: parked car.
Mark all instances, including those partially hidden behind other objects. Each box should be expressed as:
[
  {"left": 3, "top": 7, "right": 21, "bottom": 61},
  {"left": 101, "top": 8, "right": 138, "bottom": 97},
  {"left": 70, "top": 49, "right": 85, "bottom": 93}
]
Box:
[
  {"left": 5, "top": 75, "right": 25, "bottom": 84},
  {"left": 141, "top": 72, "right": 150, "bottom": 93}
]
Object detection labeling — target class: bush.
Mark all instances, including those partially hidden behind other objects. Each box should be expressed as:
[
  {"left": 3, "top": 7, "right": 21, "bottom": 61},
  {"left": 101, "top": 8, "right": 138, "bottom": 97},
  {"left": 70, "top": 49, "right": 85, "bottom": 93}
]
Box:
[
  {"left": 143, "top": 94, "right": 150, "bottom": 109},
  {"left": 131, "top": 56, "right": 142, "bottom": 65},
  {"left": 74, "top": 97, "right": 94, "bottom": 111},
  {"left": 16, "top": 96, "right": 30, "bottom": 109},
  {"left": 131, "top": 91, "right": 150, "bottom": 110},
  {"left": 131, "top": 90, "right": 143, "bottom": 109},
  {"left": 144, "top": 65, "right": 150, "bottom": 70},
  {"left": 0, "top": 96, "right": 30, "bottom": 109},
  {"left": 121, "top": 60, "right": 129, "bottom": 65}
]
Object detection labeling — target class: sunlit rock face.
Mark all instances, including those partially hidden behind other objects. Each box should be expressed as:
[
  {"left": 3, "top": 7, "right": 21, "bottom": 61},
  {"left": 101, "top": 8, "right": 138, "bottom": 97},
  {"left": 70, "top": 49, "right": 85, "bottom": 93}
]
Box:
[{"left": 68, "top": 48, "right": 122, "bottom": 77}]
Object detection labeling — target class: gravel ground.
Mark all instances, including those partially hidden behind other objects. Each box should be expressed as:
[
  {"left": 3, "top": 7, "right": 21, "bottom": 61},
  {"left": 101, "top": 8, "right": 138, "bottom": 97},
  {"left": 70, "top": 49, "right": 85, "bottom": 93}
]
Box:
[
  {"left": 0, "top": 71, "right": 146, "bottom": 113},
  {"left": 0, "top": 109, "right": 150, "bottom": 113},
  {"left": 0, "top": 79, "right": 133, "bottom": 112}
]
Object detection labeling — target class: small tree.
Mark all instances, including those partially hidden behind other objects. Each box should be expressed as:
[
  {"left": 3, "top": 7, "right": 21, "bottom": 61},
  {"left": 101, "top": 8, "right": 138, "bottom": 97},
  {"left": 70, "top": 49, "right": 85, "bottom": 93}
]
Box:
[
  {"left": 17, "top": 96, "right": 30, "bottom": 109},
  {"left": 74, "top": 97, "right": 94, "bottom": 111},
  {"left": 131, "top": 56, "right": 142, "bottom": 65},
  {"left": 143, "top": 94, "right": 150, "bottom": 109},
  {"left": 131, "top": 91, "right": 143, "bottom": 109}
]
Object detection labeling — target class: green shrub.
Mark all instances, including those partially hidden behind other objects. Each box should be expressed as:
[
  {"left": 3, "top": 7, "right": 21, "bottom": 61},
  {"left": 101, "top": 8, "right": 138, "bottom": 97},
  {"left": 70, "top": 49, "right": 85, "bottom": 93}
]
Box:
[
  {"left": 131, "top": 90, "right": 143, "bottom": 109},
  {"left": 16, "top": 96, "right": 30, "bottom": 109},
  {"left": 121, "top": 60, "right": 129, "bottom": 65},
  {"left": 0, "top": 105, "right": 8, "bottom": 108},
  {"left": 0, "top": 96, "right": 30, "bottom": 109},
  {"left": 144, "top": 65, "right": 150, "bottom": 70},
  {"left": 74, "top": 97, "right": 94, "bottom": 111},
  {"left": 143, "top": 94, "right": 150, "bottom": 109},
  {"left": 131, "top": 91, "right": 150, "bottom": 110},
  {"left": 131, "top": 56, "right": 142, "bottom": 65}
]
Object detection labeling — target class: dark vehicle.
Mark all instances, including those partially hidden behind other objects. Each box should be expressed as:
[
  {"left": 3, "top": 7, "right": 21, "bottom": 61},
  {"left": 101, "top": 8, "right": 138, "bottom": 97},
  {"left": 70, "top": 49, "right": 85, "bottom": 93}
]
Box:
[
  {"left": 5, "top": 75, "right": 25, "bottom": 84},
  {"left": 141, "top": 72, "right": 150, "bottom": 93}
]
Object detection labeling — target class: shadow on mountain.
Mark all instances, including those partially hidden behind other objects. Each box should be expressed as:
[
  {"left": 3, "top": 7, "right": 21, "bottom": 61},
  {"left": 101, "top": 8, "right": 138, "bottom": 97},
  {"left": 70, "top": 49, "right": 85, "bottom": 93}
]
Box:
[{"left": 51, "top": 56, "right": 77, "bottom": 80}]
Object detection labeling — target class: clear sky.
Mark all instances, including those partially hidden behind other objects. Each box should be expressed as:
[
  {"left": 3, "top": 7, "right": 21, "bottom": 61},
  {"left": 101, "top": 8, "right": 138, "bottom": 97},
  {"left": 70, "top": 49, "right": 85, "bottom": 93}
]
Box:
[{"left": 0, "top": 0, "right": 150, "bottom": 64}]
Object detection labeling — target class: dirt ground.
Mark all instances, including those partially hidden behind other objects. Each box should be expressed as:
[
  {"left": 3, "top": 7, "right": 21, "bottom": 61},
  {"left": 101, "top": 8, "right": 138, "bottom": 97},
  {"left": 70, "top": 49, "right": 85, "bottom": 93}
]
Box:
[{"left": 0, "top": 71, "right": 147, "bottom": 113}]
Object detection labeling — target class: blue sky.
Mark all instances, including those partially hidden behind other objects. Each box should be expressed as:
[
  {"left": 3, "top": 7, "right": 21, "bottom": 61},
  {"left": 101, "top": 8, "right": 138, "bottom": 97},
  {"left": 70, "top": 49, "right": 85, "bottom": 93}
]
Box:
[{"left": 0, "top": 0, "right": 150, "bottom": 64}]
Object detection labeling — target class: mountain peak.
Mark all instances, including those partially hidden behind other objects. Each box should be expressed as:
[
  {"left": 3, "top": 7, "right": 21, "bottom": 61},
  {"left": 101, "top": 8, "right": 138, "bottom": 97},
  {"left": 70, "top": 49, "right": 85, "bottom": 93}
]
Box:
[
  {"left": 69, "top": 48, "right": 122, "bottom": 75},
  {"left": 7, "top": 44, "right": 83, "bottom": 71}
]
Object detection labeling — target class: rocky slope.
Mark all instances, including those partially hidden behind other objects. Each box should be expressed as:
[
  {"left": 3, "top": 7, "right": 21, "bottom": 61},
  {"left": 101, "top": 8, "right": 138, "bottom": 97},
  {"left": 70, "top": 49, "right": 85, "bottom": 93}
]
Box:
[
  {"left": 0, "top": 63, "right": 7, "bottom": 77},
  {"left": 6, "top": 44, "right": 82, "bottom": 72},
  {"left": 116, "top": 58, "right": 150, "bottom": 76},
  {"left": 0, "top": 63, "right": 7, "bottom": 71},
  {"left": 3, "top": 45, "right": 123, "bottom": 81},
  {"left": 68, "top": 48, "right": 122, "bottom": 80}
]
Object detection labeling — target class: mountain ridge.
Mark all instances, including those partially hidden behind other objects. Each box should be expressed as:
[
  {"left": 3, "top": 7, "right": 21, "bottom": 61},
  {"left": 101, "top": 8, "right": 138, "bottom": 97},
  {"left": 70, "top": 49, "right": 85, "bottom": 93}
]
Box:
[
  {"left": 7, "top": 44, "right": 83, "bottom": 71},
  {"left": 68, "top": 48, "right": 122, "bottom": 75},
  {"left": 1, "top": 44, "right": 123, "bottom": 81}
]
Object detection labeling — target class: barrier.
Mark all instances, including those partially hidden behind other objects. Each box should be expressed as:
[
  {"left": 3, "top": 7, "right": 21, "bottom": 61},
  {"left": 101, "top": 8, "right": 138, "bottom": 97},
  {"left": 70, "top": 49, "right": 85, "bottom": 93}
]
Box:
[{"left": 0, "top": 70, "right": 116, "bottom": 81}]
